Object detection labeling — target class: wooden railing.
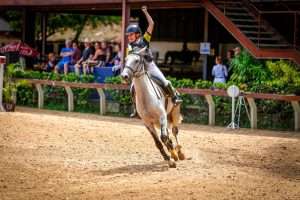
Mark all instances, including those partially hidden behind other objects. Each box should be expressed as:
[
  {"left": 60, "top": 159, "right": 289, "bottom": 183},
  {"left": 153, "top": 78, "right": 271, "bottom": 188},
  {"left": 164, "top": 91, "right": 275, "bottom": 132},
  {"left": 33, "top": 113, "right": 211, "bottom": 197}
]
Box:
[{"left": 18, "top": 79, "right": 300, "bottom": 131}]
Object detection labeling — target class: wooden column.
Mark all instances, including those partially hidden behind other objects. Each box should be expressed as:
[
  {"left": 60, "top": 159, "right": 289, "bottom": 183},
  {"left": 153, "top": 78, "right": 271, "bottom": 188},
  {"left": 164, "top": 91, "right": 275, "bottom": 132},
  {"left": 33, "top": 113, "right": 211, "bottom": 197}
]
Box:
[
  {"left": 121, "top": 0, "right": 131, "bottom": 66},
  {"left": 0, "top": 56, "right": 5, "bottom": 112},
  {"left": 41, "top": 13, "right": 48, "bottom": 58},
  {"left": 202, "top": 9, "right": 209, "bottom": 80}
]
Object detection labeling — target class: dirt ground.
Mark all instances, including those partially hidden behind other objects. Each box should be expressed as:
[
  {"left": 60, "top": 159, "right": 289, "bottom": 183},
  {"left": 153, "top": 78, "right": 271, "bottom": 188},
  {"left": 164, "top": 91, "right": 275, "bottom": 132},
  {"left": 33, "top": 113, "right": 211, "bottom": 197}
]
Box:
[{"left": 0, "top": 107, "right": 300, "bottom": 200}]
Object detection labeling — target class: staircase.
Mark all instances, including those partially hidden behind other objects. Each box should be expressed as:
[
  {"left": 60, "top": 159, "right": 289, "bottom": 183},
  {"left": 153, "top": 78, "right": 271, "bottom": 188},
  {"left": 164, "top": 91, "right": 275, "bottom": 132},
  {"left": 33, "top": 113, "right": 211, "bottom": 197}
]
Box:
[{"left": 201, "top": 0, "right": 300, "bottom": 65}]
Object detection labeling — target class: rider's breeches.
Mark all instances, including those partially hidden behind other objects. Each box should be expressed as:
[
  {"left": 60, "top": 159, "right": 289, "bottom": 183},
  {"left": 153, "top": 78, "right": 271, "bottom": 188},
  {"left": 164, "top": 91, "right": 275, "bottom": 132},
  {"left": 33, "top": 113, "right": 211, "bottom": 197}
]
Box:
[{"left": 146, "top": 61, "right": 169, "bottom": 87}]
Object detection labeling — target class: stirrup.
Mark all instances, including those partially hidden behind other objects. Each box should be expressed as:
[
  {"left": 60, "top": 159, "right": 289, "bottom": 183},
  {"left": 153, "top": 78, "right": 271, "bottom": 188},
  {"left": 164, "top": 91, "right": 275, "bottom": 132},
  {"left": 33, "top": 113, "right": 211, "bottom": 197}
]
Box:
[{"left": 172, "top": 96, "right": 183, "bottom": 105}]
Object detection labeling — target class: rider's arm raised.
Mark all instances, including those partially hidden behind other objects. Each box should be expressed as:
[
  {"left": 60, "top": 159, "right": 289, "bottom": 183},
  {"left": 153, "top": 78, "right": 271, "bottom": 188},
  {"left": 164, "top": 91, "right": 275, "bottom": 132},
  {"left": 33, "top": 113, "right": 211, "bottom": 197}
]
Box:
[{"left": 142, "top": 6, "right": 154, "bottom": 35}]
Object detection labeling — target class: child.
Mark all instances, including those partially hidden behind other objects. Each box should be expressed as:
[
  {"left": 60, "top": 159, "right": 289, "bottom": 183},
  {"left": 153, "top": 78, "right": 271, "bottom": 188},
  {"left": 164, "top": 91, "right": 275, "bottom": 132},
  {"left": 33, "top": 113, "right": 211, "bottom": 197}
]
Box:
[
  {"left": 43, "top": 53, "right": 56, "bottom": 72},
  {"left": 126, "top": 6, "right": 182, "bottom": 117}
]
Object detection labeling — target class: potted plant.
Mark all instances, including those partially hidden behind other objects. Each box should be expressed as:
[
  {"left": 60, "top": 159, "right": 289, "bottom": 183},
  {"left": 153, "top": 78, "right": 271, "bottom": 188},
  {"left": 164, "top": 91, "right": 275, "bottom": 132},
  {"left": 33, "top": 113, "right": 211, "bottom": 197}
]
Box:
[{"left": 3, "top": 63, "right": 28, "bottom": 112}]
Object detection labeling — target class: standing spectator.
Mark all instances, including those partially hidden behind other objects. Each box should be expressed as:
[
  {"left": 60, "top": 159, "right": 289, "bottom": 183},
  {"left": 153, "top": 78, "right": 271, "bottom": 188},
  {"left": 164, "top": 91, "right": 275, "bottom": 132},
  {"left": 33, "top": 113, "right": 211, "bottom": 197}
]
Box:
[
  {"left": 55, "top": 39, "right": 74, "bottom": 75},
  {"left": 224, "top": 49, "right": 234, "bottom": 79},
  {"left": 43, "top": 53, "right": 56, "bottom": 72},
  {"left": 74, "top": 38, "right": 93, "bottom": 75},
  {"left": 72, "top": 41, "right": 81, "bottom": 64},
  {"left": 233, "top": 47, "right": 241, "bottom": 57},
  {"left": 212, "top": 56, "right": 228, "bottom": 84}
]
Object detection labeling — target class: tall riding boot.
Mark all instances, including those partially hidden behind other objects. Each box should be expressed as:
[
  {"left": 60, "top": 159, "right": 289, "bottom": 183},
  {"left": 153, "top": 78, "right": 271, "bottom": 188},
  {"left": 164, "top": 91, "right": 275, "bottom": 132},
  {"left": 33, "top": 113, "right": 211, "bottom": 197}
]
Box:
[{"left": 164, "top": 83, "right": 183, "bottom": 105}]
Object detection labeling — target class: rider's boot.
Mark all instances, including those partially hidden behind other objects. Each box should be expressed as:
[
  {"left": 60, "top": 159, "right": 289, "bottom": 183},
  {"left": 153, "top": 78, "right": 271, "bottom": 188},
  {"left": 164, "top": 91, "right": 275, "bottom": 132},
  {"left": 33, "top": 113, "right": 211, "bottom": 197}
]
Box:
[{"left": 164, "top": 83, "right": 183, "bottom": 105}]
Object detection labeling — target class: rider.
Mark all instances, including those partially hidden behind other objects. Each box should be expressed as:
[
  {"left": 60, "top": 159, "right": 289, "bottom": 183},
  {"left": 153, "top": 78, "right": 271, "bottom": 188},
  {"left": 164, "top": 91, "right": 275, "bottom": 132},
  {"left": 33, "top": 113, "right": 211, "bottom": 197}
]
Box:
[{"left": 126, "top": 6, "right": 182, "bottom": 117}]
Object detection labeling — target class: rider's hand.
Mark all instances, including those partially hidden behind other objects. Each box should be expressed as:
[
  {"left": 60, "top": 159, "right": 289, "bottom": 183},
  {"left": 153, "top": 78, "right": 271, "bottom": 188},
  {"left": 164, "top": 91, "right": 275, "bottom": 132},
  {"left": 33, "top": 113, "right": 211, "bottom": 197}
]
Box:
[{"left": 141, "top": 6, "right": 147, "bottom": 12}]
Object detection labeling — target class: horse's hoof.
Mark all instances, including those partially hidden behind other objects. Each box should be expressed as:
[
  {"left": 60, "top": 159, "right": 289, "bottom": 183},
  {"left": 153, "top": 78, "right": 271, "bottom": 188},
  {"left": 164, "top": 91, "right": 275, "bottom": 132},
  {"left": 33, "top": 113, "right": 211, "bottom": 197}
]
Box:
[
  {"left": 170, "top": 149, "right": 179, "bottom": 161},
  {"left": 178, "top": 150, "right": 186, "bottom": 160},
  {"left": 168, "top": 159, "right": 176, "bottom": 168},
  {"left": 176, "top": 145, "right": 185, "bottom": 160}
]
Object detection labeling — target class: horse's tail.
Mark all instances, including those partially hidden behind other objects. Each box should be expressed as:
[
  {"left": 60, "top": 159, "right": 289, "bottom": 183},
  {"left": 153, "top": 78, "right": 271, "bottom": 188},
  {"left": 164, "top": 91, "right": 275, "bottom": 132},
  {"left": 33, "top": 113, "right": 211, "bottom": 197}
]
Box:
[{"left": 168, "top": 105, "right": 183, "bottom": 128}]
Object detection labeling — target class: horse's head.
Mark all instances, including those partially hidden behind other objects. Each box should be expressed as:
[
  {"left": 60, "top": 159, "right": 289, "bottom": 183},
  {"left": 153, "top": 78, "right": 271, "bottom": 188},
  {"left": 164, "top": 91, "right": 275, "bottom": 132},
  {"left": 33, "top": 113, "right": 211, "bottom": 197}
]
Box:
[{"left": 121, "top": 47, "right": 146, "bottom": 82}]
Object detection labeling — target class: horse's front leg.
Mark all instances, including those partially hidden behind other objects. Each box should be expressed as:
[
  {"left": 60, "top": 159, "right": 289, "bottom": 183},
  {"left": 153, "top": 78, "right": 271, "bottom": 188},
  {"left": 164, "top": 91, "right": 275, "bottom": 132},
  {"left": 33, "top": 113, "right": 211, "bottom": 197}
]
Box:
[
  {"left": 145, "top": 124, "right": 176, "bottom": 168},
  {"left": 159, "top": 114, "right": 179, "bottom": 161}
]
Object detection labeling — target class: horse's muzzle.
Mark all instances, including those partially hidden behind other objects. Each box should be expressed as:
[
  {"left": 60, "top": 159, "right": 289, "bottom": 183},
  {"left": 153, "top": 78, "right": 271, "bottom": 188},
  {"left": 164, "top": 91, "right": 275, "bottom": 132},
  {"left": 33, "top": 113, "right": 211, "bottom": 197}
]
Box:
[{"left": 120, "top": 73, "right": 129, "bottom": 82}]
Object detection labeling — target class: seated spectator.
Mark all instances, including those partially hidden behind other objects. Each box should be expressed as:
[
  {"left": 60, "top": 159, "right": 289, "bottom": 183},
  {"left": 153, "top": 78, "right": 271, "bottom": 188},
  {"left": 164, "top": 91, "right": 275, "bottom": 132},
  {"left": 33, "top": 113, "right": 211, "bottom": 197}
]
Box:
[
  {"left": 112, "top": 56, "right": 121, "bottom": 76},
  {"left": 82, "top": 42, "right": 106, "bottom": 75},
  {"left": 72, "top": 41, "right": 81, "bottom": 64},
  {"left": 212, "top": 56, "right": 228, "bottom": 84},
  {"left": 105, "top": 45, "right": 114, "bottom": 66},
  {"left": 74, "top": 38, "right": 93, "bottom": 75},
  {"left": 43, "top": 53, "right": 56, "bottom": 72},
  {"left": 55, "top": 39, "right": 74, "bottom": 75}
]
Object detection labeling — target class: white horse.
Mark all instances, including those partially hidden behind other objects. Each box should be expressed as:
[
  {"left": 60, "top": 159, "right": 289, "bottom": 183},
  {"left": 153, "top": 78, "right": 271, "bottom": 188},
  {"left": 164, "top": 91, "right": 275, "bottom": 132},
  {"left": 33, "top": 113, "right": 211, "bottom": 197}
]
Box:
[{"left": 121, "top": 48, "right": 185, "bottom": 168}]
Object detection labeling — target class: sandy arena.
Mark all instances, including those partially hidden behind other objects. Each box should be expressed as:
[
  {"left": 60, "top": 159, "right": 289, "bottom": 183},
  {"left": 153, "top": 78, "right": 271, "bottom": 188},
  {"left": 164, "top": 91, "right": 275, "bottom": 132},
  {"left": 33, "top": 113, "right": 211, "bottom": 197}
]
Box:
[{"left": 0, "top": 107, "right": 299, "bottom": 200}]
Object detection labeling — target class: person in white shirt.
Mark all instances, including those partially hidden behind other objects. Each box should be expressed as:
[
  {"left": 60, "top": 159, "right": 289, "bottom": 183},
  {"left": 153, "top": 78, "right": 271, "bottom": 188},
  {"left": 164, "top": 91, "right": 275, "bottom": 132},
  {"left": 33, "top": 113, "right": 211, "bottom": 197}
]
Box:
[{"left": 212, "top": 56, "right": 228, "bottom": 83}]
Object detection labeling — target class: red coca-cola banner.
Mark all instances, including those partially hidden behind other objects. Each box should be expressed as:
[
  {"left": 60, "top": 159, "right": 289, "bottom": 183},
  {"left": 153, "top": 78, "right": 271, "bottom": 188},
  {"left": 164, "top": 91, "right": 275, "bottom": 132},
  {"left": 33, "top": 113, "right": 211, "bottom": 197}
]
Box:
[{"left": 0, "top": 41, "right": 39, "bottom": 57}]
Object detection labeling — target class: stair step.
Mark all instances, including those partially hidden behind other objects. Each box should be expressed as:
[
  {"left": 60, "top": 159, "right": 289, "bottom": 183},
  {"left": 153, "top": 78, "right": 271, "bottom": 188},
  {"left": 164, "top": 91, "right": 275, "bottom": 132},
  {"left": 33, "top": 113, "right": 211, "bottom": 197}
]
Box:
[
  {"left": 231, "top": 18, "right": 256, "bottom": 23},
  {"left": 226, "top": 12, "right": 250, "bottom": 16},
  {"left": 217, "top": 6, "right": 247, "bottom": 11},
  {"left": 236, "top": 24, "right": 259, "bottom": 28},
  {"left": 249, "top": 37, "right": 279, "bottom": 41},
  {"left": 214, "top": 1, "right": 242, "bottom": 5},
  {"left": 258, "top": 43, "right": 291, "bottom": 48},
  {"left": 243, "top": 30, "right": 274, "bottom": 35}
]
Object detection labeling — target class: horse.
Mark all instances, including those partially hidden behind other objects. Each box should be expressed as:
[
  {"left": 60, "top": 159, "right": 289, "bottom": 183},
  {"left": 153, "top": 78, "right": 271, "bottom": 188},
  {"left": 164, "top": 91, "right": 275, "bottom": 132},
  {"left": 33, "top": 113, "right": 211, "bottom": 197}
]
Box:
[{"left": 120, "top": 48, "right": 185, "bottom": 168}]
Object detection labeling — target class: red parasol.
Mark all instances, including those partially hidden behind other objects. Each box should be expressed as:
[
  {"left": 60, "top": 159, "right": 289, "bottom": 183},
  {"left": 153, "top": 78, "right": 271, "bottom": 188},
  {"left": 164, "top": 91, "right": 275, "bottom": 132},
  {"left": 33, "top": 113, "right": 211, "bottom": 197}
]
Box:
[{"left": 0, "top": 41, "right": 40, "bottom": 57}]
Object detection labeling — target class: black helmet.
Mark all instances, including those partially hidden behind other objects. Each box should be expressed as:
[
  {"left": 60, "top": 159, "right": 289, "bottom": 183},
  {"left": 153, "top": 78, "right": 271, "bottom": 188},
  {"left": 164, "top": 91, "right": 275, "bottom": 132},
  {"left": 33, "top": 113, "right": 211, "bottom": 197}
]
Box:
[{"left": 126, "top": 24, "right": 142, "bottom": 35}]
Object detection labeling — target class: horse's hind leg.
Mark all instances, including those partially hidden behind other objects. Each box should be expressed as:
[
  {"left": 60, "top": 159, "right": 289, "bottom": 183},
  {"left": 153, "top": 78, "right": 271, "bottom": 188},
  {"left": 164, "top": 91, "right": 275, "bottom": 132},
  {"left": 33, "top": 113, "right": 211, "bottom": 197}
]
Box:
[
  {"left": 172, "top": 127, "right": 185, "bottom": 160},
  {"left": 145, "top": 124, "right": 176, "bottom": 168}
]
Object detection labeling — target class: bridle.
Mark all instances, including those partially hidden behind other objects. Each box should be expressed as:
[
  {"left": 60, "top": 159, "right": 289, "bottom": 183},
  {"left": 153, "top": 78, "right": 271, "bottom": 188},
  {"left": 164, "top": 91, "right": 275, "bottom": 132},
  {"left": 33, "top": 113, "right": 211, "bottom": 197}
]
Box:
[{"left": 124, "top": 53, "right": 146, "bottom": 78}]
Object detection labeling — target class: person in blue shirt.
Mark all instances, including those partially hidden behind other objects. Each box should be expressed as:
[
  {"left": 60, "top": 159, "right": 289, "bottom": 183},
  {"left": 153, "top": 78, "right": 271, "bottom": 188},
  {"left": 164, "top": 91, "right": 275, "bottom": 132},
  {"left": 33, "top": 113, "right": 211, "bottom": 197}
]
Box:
[
  {"left": 55, "top": 39, "right": 74, "bottom": 75},
  {"left": 212, "top": 56, "right": 228, "bottom": 83}
]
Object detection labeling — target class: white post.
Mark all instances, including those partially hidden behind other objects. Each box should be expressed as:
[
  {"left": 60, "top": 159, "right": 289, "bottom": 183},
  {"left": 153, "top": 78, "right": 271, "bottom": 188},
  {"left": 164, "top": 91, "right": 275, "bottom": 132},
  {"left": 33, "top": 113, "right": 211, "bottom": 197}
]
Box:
[
  {"left": 204, "top": 94, "right": 215, "bottom": 125},
  {"left": 35, "top": 83, "right": 44, "bottom": 109},
  {"left": 246, "top": 97, "right": 257, "bottom": 129},
  {"left": 0, "top": 56, "right": 6, "bottom": 112},
  {"left": 65, "top": 86, "right": 74, "bottom": 112},
  {"left": 96, "top": 88, "right": 106, "bottom": 115},
  {"left": 291, "top": 101, "right": 300, "bottom": 131}
]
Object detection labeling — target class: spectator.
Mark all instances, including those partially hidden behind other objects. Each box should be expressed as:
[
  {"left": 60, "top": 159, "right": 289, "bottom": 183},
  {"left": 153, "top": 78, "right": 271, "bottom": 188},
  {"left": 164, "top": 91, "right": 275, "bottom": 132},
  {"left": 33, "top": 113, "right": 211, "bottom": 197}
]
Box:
[
  {"left": 72, "top": 41, "right": 81, "bottom": 64},
  {"left": 224, "top": 49, "right": 234, "bottom": 79},
  {"left": 233, "top": 47, "right": 241, "bottom": 57},
  {"left": 55, "top": 39, "right": 74, "bottom": 75},
  {"left": 212, "top": 56, "right": 228, "bottom": 84},
  {"left": 83, "top": 42, "right": 105, "bottom": 74},
  {"left": 43, "top": 53, "right": 56, "bottom": 72},
  {"left": 74, "top": 38, "right": 93, "bottom": 75},
  {"left": 100, "top": 41, "right": 111, "bottom": 64},
  {"left": 105, "top": 45, "right": 114, "bottom": 66}
]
